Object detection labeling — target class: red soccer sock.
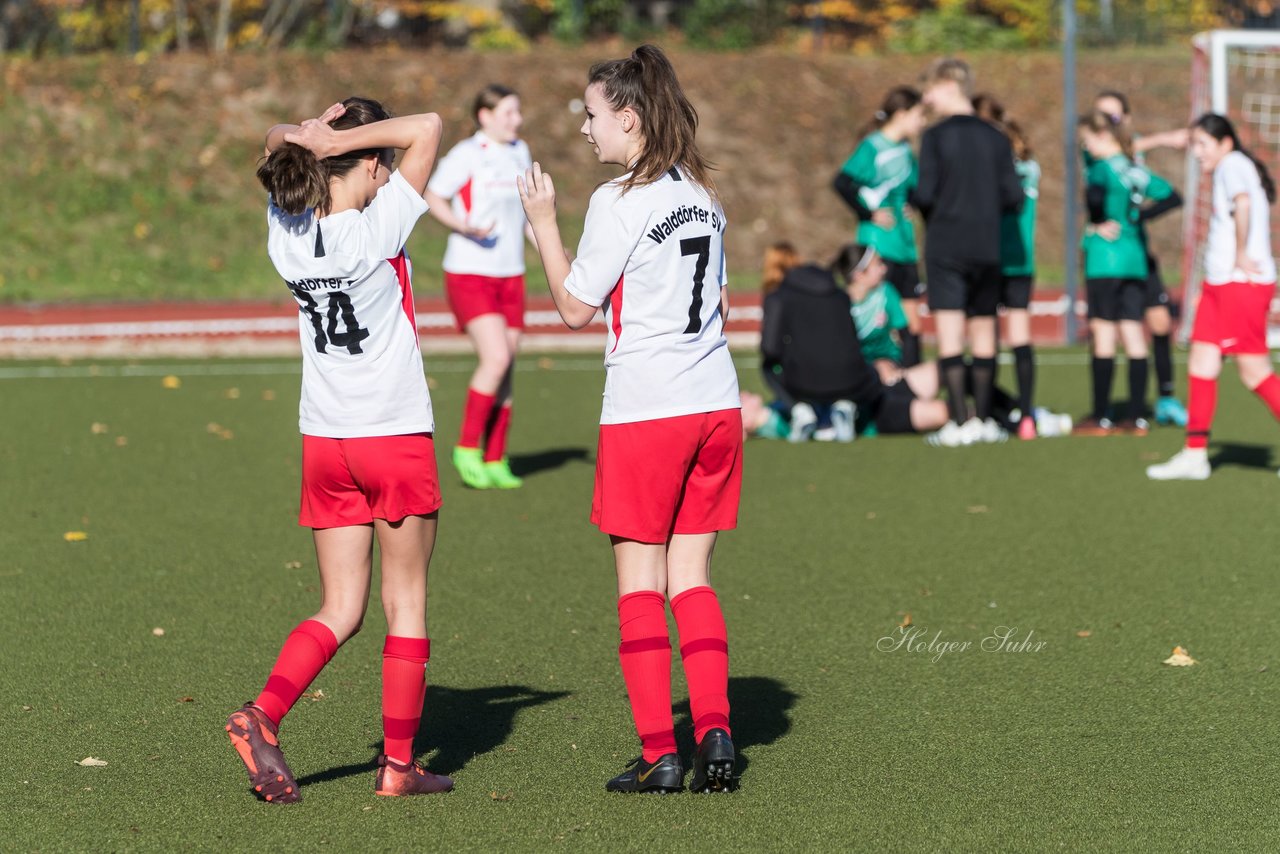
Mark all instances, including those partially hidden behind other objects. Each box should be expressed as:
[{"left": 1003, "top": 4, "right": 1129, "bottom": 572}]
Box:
[
  {"left": 254, "top": 619, "right": 339, "bottom": 727},
  {"left": 671, "top": 586, "right": 731, "bottom": 744},
  {"left": 1252, "top": 374, "right": 1280, "bottom": 422},
  {"left": 1185, "top": 375, "right": 1218, "bottom": 450},
  {"left": 483, "top": 403, "right": 513, "bottom": 463},
  {"left": 458, "top": 389, "right": 497, "bottom": 449},
  {"left": 382, "top": 636, "right": 430, "bottom": 765},
  {"left": 617, "top": 590, "right": 676, "bottom": 763}
]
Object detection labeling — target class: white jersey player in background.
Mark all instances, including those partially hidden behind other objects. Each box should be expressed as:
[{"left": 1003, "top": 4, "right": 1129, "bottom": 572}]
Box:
[
  {"left": 225, "top": 97, "right": 455, "bottom": 803},
  {"left": 1148, "top": 112, "right": 1279, "bottom": 481},
  {"left": 519, "top": 44, "right": 742, "bottom": 796},
  {"left": 425, "top": 85, "right": 537, "bottom": 490}
]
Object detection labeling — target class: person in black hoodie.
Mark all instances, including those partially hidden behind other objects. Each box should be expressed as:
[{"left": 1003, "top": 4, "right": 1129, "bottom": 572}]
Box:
[
  {"left": 912, "top": 58, "right": 1024, "bottom": 447},
  {"left": 761, "top": 244, "right": 947, "bottom": 441}
]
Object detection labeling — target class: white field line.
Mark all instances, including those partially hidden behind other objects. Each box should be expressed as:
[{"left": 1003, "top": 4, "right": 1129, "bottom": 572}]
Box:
[{"left": 0, "top": 350, "right": 1244, "bottom": 381}]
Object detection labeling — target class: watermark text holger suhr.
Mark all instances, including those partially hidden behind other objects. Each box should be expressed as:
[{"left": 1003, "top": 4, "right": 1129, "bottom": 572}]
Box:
[{"left": 877, "top": 626, "right": 1047, "bottom": 663}]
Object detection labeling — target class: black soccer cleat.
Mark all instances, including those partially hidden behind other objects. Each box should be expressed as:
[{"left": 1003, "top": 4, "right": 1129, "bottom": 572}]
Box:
[
  {"left": 605, "top": 753, "right": 685, "bottom": 794},
  {"left": 690, "top": 728, "right": 736, "bottom": 793}
]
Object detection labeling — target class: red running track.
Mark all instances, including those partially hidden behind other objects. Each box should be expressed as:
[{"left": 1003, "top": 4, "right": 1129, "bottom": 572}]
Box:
[{"left": 0, "top": 290, "right": 1089, "bottom": 358}]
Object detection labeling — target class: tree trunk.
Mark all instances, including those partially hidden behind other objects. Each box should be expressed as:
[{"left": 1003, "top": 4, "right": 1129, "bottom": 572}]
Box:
[
  {"left": 173, "top": 0, "right": 189, "bottom": 50},
  {"left": 213, "top": 0, "right": 231, "bottom": 52}
]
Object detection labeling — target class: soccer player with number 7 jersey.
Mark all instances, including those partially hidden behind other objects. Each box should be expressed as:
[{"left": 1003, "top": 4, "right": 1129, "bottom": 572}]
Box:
[
  {"left": 224, "top": 97, "right": 453, "bottom": 803},
  {"left": 519, "top": 45, "right": 742, "bottom": 795}
]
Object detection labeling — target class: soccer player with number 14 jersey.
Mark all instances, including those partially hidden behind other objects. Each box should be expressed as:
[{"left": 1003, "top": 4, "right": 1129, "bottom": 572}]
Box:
[
  {"left": 225, "top": 97, "right": 454, "bottom": 803},
  {"left": 520, "top": 44, "right": 742, "bottom": 794}
]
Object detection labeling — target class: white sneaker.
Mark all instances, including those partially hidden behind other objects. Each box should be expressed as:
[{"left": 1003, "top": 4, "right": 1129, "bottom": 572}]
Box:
[
  {"left": 1033, "top": 407, "right": 1073, "bottom": 438},
  {"left": 813, "top": 426, "right": 838, "bottom": 442},
  {"left": 1146, "top": 448, "right": 1211, "bottom": 481},
  {"left": 978, "top": 418, "right": 1009, "bottom": 444},
  {"left": 830, "top": 400, "right": 856, "bottom": 443},
  {"left": 788, "top": 403, "right": 817, "bottom": 443},
  {"left": 959, "top": 417, "right": 987, "bottom": 445},
  {"left": 926, "top": 420, "right": 971, "bottom": 448}
]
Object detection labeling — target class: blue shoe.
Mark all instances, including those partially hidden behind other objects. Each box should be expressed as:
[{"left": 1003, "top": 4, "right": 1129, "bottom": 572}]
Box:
[{"left": 1155, "top": 396, "right": 1188, "bottom": 427}]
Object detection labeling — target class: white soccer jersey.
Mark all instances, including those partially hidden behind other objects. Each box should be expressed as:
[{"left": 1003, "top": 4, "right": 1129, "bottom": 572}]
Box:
[
  {"left": 1205, "top": 151, "right": 1276, "bottom": 284},
  {"left": 266, "top": 169, "right": 434, "bottom": 438},
  {"left": 563, "top": 167, "right": 741, "bottom": 425},
  {"left": 427, "top": 131, "right": 532, "bottom": 277}
]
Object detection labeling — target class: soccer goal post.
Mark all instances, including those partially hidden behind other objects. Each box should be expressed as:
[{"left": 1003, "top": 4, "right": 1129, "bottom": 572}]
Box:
[{"left": 1181, "top": 29, "right": 1280, "bottom": 345}]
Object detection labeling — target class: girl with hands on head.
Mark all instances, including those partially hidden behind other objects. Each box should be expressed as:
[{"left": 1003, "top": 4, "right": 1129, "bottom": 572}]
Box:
[{"left": 225, "top": 97, "right": 454, "bottom": 804}]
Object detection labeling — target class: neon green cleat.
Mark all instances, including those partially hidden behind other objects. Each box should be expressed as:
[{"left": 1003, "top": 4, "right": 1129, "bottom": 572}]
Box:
[
  {"left": 452, "top": 446, "right": 492, "bottom": 489},
  {"left": 483, "top": 458, "right": 524, "bottom": 489}
]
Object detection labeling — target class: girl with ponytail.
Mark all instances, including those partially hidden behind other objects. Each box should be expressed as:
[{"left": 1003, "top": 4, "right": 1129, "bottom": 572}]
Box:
[
  {"left": 1075, "top": 110, "right": 1181, "bottom": 436},
  {"left": 833, "top": 86, "right": 927, "bottom": 366},
  {"left": 1147, "top": 113, "right": 1279, "bottom": 480},
  {"left": 519, "top": 44, "right": 740, "bottom": 795},
  {"left": 227, "top": 98, "right": 455, "bottom": 802}
]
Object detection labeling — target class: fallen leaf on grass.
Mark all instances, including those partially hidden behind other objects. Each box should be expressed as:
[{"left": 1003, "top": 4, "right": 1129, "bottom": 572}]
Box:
[
  {"left": 161, "top": 375, "right": 181, "bottom": 389},
  {"left": 426, "top": 377, "right": 439, "bottom": 391},
  {"left": 537, "top": 357, "right": 555, "bottom": 370},
  {"left": 76, "top": 757, "right": 108, "bottom": 767},
  {"left": 63, "top": 531, "right": 88, "bottom": 542},
  {"left": 967, "top": 505, "right": 989, "bottom": 514},
  {"left": 22, "top": 705, "right": 32, "bottom": 712},
  {"left": 897, "top": 612, "right": 912, "bottom": 628},
  {"left": 490, "top": 791, "right": 513, "bottom": 801},
  {"left": 1163, "top": 646, "right": 1197, "bottom": 666},
  {"left": 284, "top": 560, "right": 302, "bottom": 569},
  {"left": 114, "top": 436, "right": 128, "bottom": 447},
  {"left": 206, "top": 423, "right": 234, "bottom": 440},
  {"left": 865, "top": 512, "right": 877, "bottom": 520},
  {"left": 261, "top": 389, "right": 277, "bottom": 401},
  {"left": 1076, "top": 630, "right": 1092, "bottom": 638},
  {"left": 90, "top": 422, "right": 109, "bottom": 434},
  {"left": 223, "top": 387, "right": 241, "bottom": 399},
  {"left": 302, "top": 689, "right": 325, "bottom": 701},
  {"left": 152, "top": 627, "right": 165, "bottom": 637},
  {"left": 178, "top": 696, "right": 194, "bottom": 703}
]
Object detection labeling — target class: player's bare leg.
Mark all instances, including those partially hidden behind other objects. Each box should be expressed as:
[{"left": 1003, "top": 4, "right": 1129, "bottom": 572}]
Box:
[
  {"left": 455, "top": 314, "right": 514, "bottom": 488},
  {"left": 372, "top": 513, "right": 452, "bottom": 795},
  {"left": 482, "top": 326, "right": 524, "bottom": 488}
]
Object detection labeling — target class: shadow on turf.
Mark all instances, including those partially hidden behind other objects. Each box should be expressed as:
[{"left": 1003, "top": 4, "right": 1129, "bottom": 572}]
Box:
[
  {"left": 1209, "top": 442, "right": 1274, "bottom": 471},
  {"left": 673, "top": 676, "right": 798, "bottom": 781},
  {"left": 509, "top": 447, "right": 592, "bottom": 478},
  {"left": 295, "top": 684, "right": 569, "bottom": 786}
]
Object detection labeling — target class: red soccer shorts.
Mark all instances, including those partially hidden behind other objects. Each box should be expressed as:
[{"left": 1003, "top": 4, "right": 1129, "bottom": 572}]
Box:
[
  {"left": 1191, "top": 280, "right": 1276, "bottom": 355},
  {"left": 444, "top": 272, "right": 526, "bottom": 331},
  {"left": 299, "top": 433, "right": 442, "bottom": 528},
  {"left": 591, "top": 409, "right": 743, "bottom": 544}
]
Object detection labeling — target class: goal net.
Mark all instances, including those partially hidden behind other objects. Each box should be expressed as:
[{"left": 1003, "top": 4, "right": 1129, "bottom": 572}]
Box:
[{"left": 1182, "top": 29, "right": 1280, "bottom": 345}]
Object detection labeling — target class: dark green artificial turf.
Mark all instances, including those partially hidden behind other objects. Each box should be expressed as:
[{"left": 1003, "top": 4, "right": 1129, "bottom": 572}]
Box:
[{"left": 3, "top": 353, "right": 1280, "bottom": 850}]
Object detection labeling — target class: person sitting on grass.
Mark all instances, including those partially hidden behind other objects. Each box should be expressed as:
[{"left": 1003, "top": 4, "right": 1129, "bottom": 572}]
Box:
[{"left": 759, "top": 243, "right": 951, "bottom": 440}]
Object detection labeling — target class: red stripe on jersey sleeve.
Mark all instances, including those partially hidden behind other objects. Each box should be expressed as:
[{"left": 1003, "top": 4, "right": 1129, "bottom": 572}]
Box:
[
  {"left": 388, "top": 251, "right": 418, "bottom": 342},
  {"left": 609, "top": 273, "right": 624, "bottom": 354},
  {"left": 458, "top": 178, "right": 473, "bottom": 216}
]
